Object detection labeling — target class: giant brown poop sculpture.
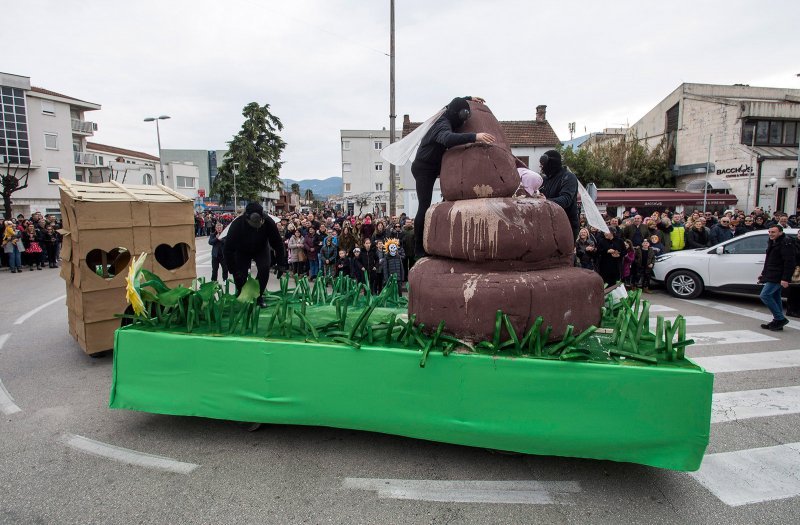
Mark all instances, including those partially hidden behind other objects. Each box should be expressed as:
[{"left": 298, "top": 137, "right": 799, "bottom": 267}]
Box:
[{"left": 408, "top": 101, "right": 603, "bottom": 342}]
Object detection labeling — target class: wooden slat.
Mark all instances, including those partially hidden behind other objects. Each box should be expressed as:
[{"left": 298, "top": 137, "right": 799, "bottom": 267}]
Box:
[{"left": 108, "top": 181, "right": 142, "bottom": 202}]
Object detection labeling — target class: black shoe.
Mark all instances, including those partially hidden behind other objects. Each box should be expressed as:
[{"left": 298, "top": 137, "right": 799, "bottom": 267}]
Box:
[
  {"left": 256, "top": 296, "right": 267, "bottom": 308},
  {"left": 776, "top": 318, "right": 790, "bottom": 327},
  {"left": 760, "top": 320, "right": 777, "bottom": 330}
]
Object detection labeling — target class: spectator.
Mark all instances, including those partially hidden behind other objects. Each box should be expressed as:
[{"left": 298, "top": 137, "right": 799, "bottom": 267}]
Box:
[
  {"left": 2, "top": 221, "right": 23, "bottom": 273},
  {"left": 575, "top": 228, "right": 597, "bottom": 270},
  {"left": 208, "top": 223, "right": 228, "bottom": 283},
  {"left": 686, "top": 220, "right": 710, "bottom": 249},
  {"left": 636, "top": 239, "right": 656, "bottom": 293},
  {"left": 622, "top": 240, "right": 636, "bottom": 286},
  {"left": 351, "top": 247, "right": 366, "bottom": 283},
  {"left": 287, "top": 229, "right": 305, "bottom": 276},
  {"left": 596, "top": 229, "right": 625, "bottom": 286},
  {"left": 359, "top": 238, "right": 380, "bottom": 293},
  {"left": 709, "top": 216, "right": 734, "bottom": 245},
  {"left": 380, "top": 239, "right": 405, "bottom": 295},
  {"left": 758, "top": 225, "right": 796, "bottom": 331},
  {"left": 303, "top": 227, "right": 320, "bottom": 281},
  {"left": 21, "top": 223, "right": 43, "bottom": 271},
  {"left": 41, "top": 224, "right": 60, "bottom": 268},
  {"left": 400, "top": 219, "right": 415, "bottom": 275},
  {"left": 335, "top": 249, "right": 350, "bottom": 278},
  {"left": 786, "top": 230, "right": 800, "bottom": 318},
  {"left": 320, "top": 236, "right": 338, "bottom": 278}
]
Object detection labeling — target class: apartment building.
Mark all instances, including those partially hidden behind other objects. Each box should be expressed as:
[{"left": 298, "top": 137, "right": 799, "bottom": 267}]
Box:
[
  {"left": 1, "top": 72, "right": 100, "bottom": 218},
  {"left": 339, "top": 128, "right": 401, "bottom": 216}
]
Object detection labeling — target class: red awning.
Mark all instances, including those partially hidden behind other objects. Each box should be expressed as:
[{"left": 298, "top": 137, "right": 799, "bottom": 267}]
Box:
[{"left": 580, "top": 190, "right": 738, "bottom": 207}]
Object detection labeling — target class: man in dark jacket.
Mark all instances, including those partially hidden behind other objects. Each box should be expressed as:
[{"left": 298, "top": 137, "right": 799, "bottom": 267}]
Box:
[
  {"left": 223, "top": 203, "right": 285, "bottom": 307},
  {"left": 411, "top": 96, "right": 496, "bottom": 258},
  {"left": 709, "top": 216, "right": 735, "bottom": 245},
  {"left": 539, "top": 149, "right": 579, "bottom": 240},
  {"left": 758, "top": 225, "right": 797, "bottom": 331}
]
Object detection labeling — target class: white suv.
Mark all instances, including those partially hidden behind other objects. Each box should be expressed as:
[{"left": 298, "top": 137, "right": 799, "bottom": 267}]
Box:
[{"left": 653, "top": 228, "right": 798, "bottom": 299}]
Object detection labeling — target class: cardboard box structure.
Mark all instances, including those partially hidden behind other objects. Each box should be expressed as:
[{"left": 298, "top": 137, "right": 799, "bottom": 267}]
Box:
[{"left": 57, "top": 180, "right": 196, "bottom": 354}]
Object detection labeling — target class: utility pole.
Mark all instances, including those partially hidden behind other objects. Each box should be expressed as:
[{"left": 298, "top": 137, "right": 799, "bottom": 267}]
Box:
[
  {"left": 702, "top": 134, "right": 712, "bottom": 214},
  {"left": 388, "top": 0, "right": 397, "bottom": 217}
]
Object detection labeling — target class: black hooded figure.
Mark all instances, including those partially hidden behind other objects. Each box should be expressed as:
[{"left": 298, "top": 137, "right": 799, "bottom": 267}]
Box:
[
  {"left": 410, "top": 96, "right": 495, "bottom": 258},
  {"left": 223, "top": 202, "right": 285, "bottom": 306},
  {"left": 539, "top": 149, "right": 580, "bottom": 241}
]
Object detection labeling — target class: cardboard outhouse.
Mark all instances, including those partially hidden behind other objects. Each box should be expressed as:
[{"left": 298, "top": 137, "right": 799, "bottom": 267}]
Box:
[{"left": 57, "top": 180, "right": 197, "bottom": 354}]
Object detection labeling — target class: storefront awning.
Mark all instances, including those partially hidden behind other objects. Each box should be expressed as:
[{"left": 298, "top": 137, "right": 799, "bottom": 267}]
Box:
[
  {"left": 684, "top": 179, "right": 733, "bottom": 192},
  {"left": 579, "top": 189, "right": 738, "bottom": 208}
]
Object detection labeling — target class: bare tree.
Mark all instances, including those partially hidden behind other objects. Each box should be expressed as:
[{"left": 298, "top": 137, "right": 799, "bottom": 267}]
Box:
[{"left": 1, "top": 160, "right": 31, "bottom": 220}]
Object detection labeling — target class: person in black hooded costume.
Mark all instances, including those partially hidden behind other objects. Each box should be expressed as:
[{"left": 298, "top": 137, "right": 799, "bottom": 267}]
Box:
[
  {"left": 223, "top": 202, "right": 285, "bottom": 307},
  {"left": 539, "top": 149, "right": 580, "bottom": 241},
  {"left": 410, "top": 96, "right": 496, "bottom": 258}
]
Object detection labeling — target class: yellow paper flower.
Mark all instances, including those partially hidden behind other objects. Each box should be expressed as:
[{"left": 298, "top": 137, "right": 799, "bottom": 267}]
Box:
[{"left": 125, "top": 253, "right": 148, "bottom": 317}]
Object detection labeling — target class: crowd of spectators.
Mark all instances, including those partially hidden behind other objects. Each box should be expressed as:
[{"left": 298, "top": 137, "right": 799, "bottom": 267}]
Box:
[
  {"left": 207, "top": 209, "right": 416, "bottom": 296},
  {"left": 2, "top": 212, "right": 63, "bottom": 273},
  {"left": 575, "top": 207, "right": 799, "bottom": 292}
]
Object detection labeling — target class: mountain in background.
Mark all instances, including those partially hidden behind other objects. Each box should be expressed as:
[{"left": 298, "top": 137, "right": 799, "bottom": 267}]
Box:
[{"left": 280, "top": 176, "right": 342, "bottom": 198}]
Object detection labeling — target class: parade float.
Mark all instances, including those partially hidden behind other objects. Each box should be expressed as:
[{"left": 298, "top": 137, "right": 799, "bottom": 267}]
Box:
[{"left": 108, "top": 102, "right": 713, "bottom": 471}]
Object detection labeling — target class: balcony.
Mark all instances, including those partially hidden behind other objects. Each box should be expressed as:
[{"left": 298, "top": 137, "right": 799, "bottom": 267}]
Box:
[
  {"left": 74, "top": 151, "right": 98, "bottom": 166},
  {"left": 71, "top": 118, "right": 97, "bottom": 135}
]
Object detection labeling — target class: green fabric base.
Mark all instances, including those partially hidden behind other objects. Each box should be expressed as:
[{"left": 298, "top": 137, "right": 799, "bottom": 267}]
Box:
[{"left": 110, "top": 327, "right": 713, "bottom": 471}]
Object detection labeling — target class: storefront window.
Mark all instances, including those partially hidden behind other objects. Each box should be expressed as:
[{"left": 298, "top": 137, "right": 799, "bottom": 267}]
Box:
[
  {"left": 769, "top": 121, "right": 782, "bottom": 144},
  {"left": 743, "top": 120, "right": 799, "bottom": 147}
]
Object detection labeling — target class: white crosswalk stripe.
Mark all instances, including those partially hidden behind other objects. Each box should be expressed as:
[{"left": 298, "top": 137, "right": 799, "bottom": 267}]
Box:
[
  {"left": 712, "top": 386, "right": 800, "bottom": 423},
  {"left": 648, "top": 315, "right": 722, "bottom": 331},
  {"left": 680, "top": 298, "right": 800, "bottom": 331},
  {"left": 693, "top": 350, "right": 800, "bottom": 374},
  {"left": 689, "top": 330, "right": 779, "bottom": 346},
  {"left": 647, "top": 304, "right": 677, "bottom": 312},
  {"left": 691, "top": 442, "right": 800, "bottom": 506}
]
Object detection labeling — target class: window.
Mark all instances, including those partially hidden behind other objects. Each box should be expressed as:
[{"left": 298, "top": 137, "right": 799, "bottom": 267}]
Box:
[
  {"left": 342, "top": 163, "right": 352, "bottom": 172},
  {"left": 0, "top": 86, "right": 30, "bottom": 164},
  {"left": 97, "top": 156, "right": 104, "bottom": 165},
  {"left": 375, "top": 183, "right": 383, "bottom": 191},
  {"left": 47, "top": 170, "right": 60, "bottom": 183},
  {"left": 344, "top": 183, "right": 351, "bottom": 192},
  {"left": 41, "top": 100, "right": 55, "bottom": 116},
  {"left": 375, "top": 162, "right": 383, "bottom": 171},
  {"left": 143, "top": 173, "right": 153, "bottom": 185},
  {"left": 743, "top": 120, "right": 799, "bottom": 147},
  {"left": 374, "top": 141, "right": 383, "bottom": 150},
  {"left": 342, "top": 140, "right": 350, "bottom": 150},
  {"left": 176, "top": 176, "right": 196, "bottom": 188},
  {"left": 44, "top": 133, "right": 58, "bottom": 150},
  {"left": 723, "top": 235, "right": 768, "bottom": 255},
  {"left": 75, "top": 172, "right": 84, "bottom": 182}
]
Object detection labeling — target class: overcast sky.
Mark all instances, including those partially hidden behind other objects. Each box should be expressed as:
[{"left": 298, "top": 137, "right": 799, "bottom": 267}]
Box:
[{"left": 7, "top": 0, "right": 800, "bottom": 181}]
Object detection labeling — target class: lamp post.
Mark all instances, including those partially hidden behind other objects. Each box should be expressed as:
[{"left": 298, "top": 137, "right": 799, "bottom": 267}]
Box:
[{"left": 143, "top": 115, "right": 170, "bottom": 185}]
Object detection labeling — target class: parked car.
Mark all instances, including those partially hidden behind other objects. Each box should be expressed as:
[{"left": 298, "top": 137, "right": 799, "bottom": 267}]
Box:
[{"left": 653, "top": 228, "right": 798, "bottom": 299}]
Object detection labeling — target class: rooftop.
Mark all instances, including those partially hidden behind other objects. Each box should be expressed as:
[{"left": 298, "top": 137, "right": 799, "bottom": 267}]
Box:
[
  {"left": 86, "top": 142, "right": 160, "bottom": 162},
  {"left": 29, "top": 86, "right": 101, "bottom": 110}
]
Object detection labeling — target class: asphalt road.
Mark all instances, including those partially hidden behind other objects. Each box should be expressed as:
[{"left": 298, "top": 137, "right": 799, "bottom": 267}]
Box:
[{"left": 1, "top": 241, "right": 799, "bottom": 524}]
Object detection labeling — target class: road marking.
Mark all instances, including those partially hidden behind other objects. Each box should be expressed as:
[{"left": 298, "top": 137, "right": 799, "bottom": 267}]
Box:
[
  {"left": 712, "top": 385, "right": 800, "bottom": 423},
  {"left": 682, "top": 299, "right": 800, "bottom": 331},
  {"left": 342, "top": 478, "right": 581, "bottom": 504},
  {"left": 14, "top": 295, "right": 67, "bottom": 325},
  {"left": 63, "top": 434, "right": 199, "bottom": 474},
  {"left": 0, "top": 378, "right": 21, "bottom": 415},
  {"left": 690, "top": 442, "right": 800, "bottom": 506},
  {"left": 0, "top": 333, "right": 9, "bottom": 351},
  {"left": 648, "top": 304, "right": 677, "bottom": 312},
  {"left": 648, "top": 315, "right": 722, "bottom": 331},
  {"left": 694, "top": 349, "right": 800, "bottom": 374},
  {"left": 690, "top": 330, "right": 778, "bottom": 346}
]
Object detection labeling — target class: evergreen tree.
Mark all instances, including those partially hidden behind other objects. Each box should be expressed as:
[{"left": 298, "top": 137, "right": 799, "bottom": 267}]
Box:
[{"left": 212, "top": 102, "right": 286, "bottom": 203}]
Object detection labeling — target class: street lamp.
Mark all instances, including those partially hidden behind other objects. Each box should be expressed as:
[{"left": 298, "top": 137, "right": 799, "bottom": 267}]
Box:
[{"left": 143, "top": 115, "right": 170, "bottom": 185}]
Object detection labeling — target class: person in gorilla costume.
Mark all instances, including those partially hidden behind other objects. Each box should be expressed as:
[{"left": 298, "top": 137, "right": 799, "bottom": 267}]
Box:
[
  {"left": 223, "top": 202, "right": 285, "bottom": 307},
  {"left": 410, "top": 96, "right": 496, "bottom": 258}
]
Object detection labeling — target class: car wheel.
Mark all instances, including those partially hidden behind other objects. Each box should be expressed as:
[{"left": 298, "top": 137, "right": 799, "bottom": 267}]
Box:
[{"left": 666, "top": 270, "right": 704, "bottom": 299}]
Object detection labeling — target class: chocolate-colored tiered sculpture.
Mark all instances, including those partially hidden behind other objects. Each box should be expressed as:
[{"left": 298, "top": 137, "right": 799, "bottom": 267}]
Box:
[{"left": 408, "top": 101, "right": 604, "bottom": 342}]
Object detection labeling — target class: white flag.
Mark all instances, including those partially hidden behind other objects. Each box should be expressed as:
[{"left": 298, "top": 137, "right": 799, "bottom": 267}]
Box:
[
  {"left": 380, "top": 109, "right": 444, "bottom": 167},
  {"left": 577, "top": 181, "right": 609, "bottom": 233}
]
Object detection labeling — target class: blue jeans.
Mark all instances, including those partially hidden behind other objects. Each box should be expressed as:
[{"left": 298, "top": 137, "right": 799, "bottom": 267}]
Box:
[
  {"left": 760, "top": 282, "right": 786, "bottom": 321},
  {"left": 6, "top": 248, "right": 21, "bottom": 269},
  {"left": 309, "top": 258, "right": 319, "bottom": 277}
]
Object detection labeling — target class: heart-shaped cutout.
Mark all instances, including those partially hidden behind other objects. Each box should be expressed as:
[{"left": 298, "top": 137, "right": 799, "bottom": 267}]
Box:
[
  {"left": 85, "top": 248, "right": 132, "bottom": 279},
  {"left": 154, "top": 242, "right": 190, "bottom": 270}
]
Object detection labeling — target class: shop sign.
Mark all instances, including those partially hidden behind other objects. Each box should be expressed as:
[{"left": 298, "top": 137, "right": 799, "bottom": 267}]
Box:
[{"left": 717, "top": 164, "right": 753, "bottom": 178}]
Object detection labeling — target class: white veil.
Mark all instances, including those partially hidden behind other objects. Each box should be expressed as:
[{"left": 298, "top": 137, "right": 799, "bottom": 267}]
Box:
[
  {"left": 577, "top": 182, "right": 609, "bottom": 233},
  {"left": 380, "top": 109, "right": 445, "bottom": 166}
]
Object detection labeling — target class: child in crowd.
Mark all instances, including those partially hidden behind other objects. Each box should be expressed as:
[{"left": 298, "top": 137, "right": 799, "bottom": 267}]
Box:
[
  {"left": 381, "top": 239, "right": 405, "bottom": 295},
  {"left": 648, "top": 234, "right": 665, "bottom": 256},
  {"left": 320, "top": 236, "right": 338, "bottom": 278},
  {"left": 351, "top": 247, "right": 366, "bottom": 283},
  {"left": 636, "top": 239, "right": 656, "bottom": 293},
  {"left": 622, "top": 239, "right": 635, "bottom": 286},
  {"left": 335, "top": 249, "right": 350, "bottom": 278}
]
